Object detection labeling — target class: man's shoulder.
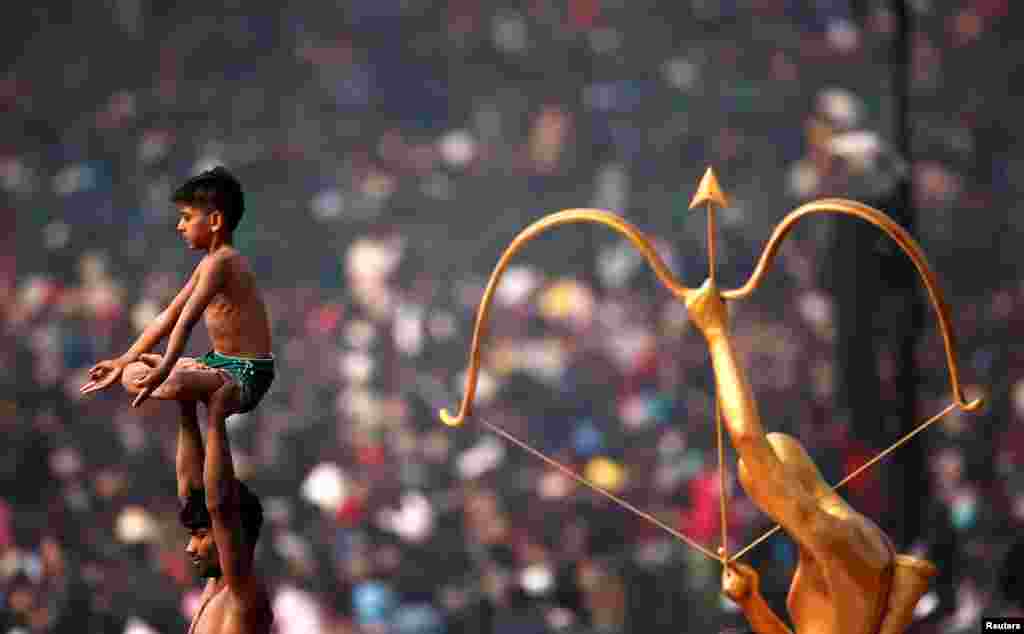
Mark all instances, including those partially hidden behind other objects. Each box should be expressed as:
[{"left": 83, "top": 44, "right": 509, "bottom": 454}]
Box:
[{"left": 225, "top": 575, "right": 273, "bottom": 618}]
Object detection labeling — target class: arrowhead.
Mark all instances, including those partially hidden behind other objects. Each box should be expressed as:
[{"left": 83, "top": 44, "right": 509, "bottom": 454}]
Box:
[{"left": 688, "top": 167, "right": 729, "bottom": 210}]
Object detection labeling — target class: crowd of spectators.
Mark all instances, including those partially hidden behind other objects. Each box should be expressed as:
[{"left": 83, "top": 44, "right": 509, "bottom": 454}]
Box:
[{"left": 4, "top": 0, "right": 1024, "bottom": 632}]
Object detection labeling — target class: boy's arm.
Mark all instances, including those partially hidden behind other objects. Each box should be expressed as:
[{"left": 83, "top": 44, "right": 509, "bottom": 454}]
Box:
[
  {"left": 177, "top": 401, "right": 205, "bottom": 504},
  {"left": 132, "top": 256, "right": 228, "bottom": 407},
  {"left": 124, "top": 265, "right": 202, "bottom": 363},
  {"left": 81, "top": 266, "right": 200, "bottom": 396}
]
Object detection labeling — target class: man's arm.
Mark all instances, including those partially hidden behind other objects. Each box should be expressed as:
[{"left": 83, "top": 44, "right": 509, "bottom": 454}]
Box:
[
  {"left": 205, "top": 406, "right": 260, "bottom": 603},
  {"left": 176, "top": 401, "right": 204, "bottom": 503}
]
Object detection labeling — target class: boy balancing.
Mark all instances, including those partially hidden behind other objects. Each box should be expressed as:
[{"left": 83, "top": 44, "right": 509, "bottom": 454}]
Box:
[
  {"left": 81, "top": 167, "right": 274, "bottom": 634},
  {"left": 80, "top": 166, "right": 274, "bottom": 414}
]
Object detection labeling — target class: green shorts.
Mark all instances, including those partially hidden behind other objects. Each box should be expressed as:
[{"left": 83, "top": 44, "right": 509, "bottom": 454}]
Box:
[{"left": 196, "top": 350, "right": 275, "bottom": 414}]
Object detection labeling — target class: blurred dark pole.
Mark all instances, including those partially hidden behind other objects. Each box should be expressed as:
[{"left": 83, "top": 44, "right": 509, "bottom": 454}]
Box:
[
  {"left": 887, "top": 0, "right": 930, "bottom": 555},
  {"left": 840, "top": 5, "right": 960, "bottom": 620},
  {"left": 836, "top": 0, "right": 925, "bottom": 549}
]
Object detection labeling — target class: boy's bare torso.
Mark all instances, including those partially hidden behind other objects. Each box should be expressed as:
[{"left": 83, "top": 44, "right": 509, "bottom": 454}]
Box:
[
  {"left": 202, "top": 248, "right": 272, "bottom": 357},
  {"left": 190, "top": 579, "right": 273, "bottom": 634}
]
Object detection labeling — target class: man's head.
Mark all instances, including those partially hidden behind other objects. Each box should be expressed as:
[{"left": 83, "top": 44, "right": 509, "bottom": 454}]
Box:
[
  {"left": 172, "top": 166, "right": 245, "bottom": 248},
  {"left": 180, "top": 483, "right": 263, "bottom": 578}
]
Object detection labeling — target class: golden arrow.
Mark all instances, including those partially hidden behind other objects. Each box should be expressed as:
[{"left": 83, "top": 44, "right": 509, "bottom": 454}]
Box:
[{"left": 689, "top": 166, "right": 732, "bottom": 564}]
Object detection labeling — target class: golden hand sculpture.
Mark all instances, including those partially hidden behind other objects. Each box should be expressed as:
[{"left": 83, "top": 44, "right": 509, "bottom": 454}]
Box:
[
  {"left": 440, "top": 168, "right": 981, "bottom": 634},
  {"left": 690, "top": 278, "right": 939, "bottom": 634}
]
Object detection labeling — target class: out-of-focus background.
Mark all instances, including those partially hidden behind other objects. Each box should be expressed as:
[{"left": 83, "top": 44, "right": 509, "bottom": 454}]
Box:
[{"left": 5, "top": 1, "right": 1024, "bottom": 632}]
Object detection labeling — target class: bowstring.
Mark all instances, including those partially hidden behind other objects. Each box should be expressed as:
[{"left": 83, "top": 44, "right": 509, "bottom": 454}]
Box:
[
  {"left": 414, "top": 374, "right": 723, "bottom": 562},
  {"left": 420, "top": 369, "right": 963, "bottom": 565},
  {"left": 478, "top": 417, "right": 722, "bottom": 562},
  {"left": 716, "top": 395, "right": 729, "bottom": 565}
]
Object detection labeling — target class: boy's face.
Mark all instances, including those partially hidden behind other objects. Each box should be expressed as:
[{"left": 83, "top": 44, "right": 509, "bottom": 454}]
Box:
[{"left": 176, "top": 205, "right": 221, "bottom": 250}]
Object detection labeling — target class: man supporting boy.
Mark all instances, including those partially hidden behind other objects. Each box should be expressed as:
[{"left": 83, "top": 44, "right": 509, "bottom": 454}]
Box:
[{"left": 81, "top": 167, "right": 275, "bottom": 634}]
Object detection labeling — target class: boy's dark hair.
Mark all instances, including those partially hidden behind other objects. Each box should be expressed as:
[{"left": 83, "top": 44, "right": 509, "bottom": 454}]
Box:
[
  {"left": 172, "top": 166, "right": 245, "bottom": 232},
  {"left": 179, "top": 482, "right": 263, "bottom": 546}
]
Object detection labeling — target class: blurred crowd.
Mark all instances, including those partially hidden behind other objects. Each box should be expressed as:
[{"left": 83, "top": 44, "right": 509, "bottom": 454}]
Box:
[{"left": 5, "top": 0, "right": 1024, "bottom": 632}]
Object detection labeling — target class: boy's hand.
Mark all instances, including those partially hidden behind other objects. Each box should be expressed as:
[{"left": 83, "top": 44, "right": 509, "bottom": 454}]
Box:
[
  {"left": 131, "top": 364, "right": 172, "bottom": 408},
  {"left": 80, "top": 358, "right": 129, "bottom": 395}
]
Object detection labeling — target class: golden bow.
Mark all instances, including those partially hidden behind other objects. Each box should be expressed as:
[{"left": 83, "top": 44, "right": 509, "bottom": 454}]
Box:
[{"left": 439, "top": 169, "right": 981, "bottom": 564}]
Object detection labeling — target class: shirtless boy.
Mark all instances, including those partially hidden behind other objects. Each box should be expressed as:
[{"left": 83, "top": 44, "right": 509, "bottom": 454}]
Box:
[
  {"left": 80, "top": 166, "right": 274, "bottom": 415},
  {"left": 80, "top": 167, "right": 274, "bottom": 633}
]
